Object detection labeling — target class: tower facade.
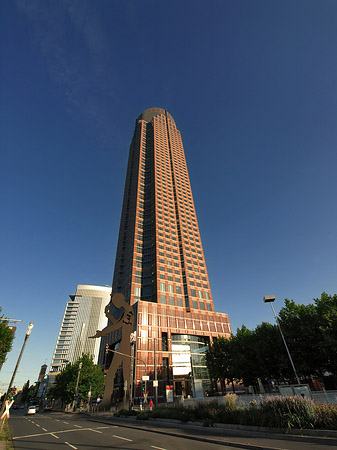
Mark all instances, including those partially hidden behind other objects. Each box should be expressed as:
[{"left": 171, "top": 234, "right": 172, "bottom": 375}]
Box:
[
  {"left": 103, "top": 108, "right": 231, "bottom": 400},
  {"left": 49, "top": 285, "right": 111, "bottom": 374}
]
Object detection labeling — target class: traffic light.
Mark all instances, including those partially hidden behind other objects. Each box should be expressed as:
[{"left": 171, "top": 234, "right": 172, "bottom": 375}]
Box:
[{"left": 105, "top": 344, "right": 109, "bottom": 354}]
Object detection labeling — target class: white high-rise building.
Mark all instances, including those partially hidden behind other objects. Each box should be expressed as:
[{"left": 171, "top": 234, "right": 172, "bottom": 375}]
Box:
[{"left": 49, "top": 285, "right": 111, "bottom": 374}]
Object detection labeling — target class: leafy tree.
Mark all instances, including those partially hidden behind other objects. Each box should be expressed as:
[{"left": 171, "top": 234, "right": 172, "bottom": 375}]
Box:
[
  {"left": 0, "top": 308, "right": 15, "bottom": 367},
  {"left": 314, "top": 292, "right": 337, "bottom": 376},
  {"left": 21, "top": 380, "right": 31, "bottom": 403},
  {"left": 206, "top": 292, "right": 337, "bottom": 390},
  {"left": 253, "top": 322, "right": 290, "bottom": 383},
  {"left": 49, "top": 354, "right": 104, "bottom": 404},
  {"left": 278, "top": 298, "right": 327, "bottom": 378},
  {"left": 206, "top": 337, "right": 237, "bottom": 392}
]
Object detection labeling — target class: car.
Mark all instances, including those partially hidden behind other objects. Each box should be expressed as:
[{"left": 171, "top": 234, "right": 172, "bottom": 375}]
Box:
[
  {"left": 26, "top": 406, "right": 36, "bottom": 415},
  {"left": 31, "top": 404, "right": 40, "bottom": 412}
]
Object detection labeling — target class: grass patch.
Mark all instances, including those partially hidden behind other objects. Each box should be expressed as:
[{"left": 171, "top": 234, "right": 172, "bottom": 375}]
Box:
[{"left": 0, "top": 419, "right": 13, "bottom": 449}]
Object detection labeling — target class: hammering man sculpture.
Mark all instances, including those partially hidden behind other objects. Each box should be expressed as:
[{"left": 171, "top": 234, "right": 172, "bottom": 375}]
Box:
[{"left": 90, "top": 293, "right": 134, "bottom": 409}]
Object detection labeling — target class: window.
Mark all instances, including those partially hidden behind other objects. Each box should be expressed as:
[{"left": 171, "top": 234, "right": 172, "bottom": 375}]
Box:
[
  {"left": 160, "top": 282, "right": 166, "bottom": 291},
  {"left": 200, "top": 302, "right": 205, "bottom": 310},
  {"left": 207, "top": 303, "right": 212, "bottom": 311},
  {"left": 198, "top": 290, "right": 203, "bottom": 299},
  {"left": 160, "top": 295, "right": 166, "bottom": 304},
  {"left": 192, "top": 300, "right": 198, "bottom": 309},
  {"left": 191, "top": 289, "right": 196, "bottom": 297},
  {"left": 134, "top": 286, "right": 141, "bottom": 297},
  {"left": 169, "top": 296, "right": 175, "bottom": 305},
  {"left": 176, "top": 286, "right": 182, "bottom": 294},
  {"left": 168, "top": 284, "right": 174, "bottom": 293},
  {"left": 205, "top": 291, "right": 210, "bottom": 300},
  {"left": 162, "top": 333, "right": 168, "bottom": 351}
]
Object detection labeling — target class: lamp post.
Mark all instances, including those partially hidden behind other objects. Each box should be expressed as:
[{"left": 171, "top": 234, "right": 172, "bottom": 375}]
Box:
[
  {"left": 153, "top": 337, "right": 158, "bottom": 407},
  {"left": 0, "top": 322, "right": 34, "bottom": 424},
  {"left": 72, "top": 362, "right": 82, "bottom": 411},
  {"left": 263, "top": 296, "right": 300, "bottom": 385}
]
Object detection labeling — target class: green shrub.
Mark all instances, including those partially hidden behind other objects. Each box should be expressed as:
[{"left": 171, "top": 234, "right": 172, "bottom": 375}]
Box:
[
  {"left": 223, "top": 394, "right": 238, "bottom": 410},
  {"left": 202, "top": 418, "right": 214, "bottom": 427},
  {"left": 131, "top": 396, "right": 337, "bottom": 430},
  {"left": 313, "top": 403, "right": 337, "bottom": 429},
  {"left": 152, "top": 405, "right": 185, "bottom": 420},
  {"left": 259, "top": 396, "right": 315, "bottom": 429},
  {"left": 136, "top": 412, "right": 150, "bottom": 420}
]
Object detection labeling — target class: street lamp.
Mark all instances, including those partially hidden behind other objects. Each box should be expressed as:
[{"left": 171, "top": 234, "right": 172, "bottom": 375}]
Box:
[
  {"left": 263, "top": 296, "right": 300, "bottom": 385},
  {"left": 72, "top": 362, "right": 83, "bottom": 411},
  {"left": 0, "top": 322, "right": 34, "bottom": 425}
]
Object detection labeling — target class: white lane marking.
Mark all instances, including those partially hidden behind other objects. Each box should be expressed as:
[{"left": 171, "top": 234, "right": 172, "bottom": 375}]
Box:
[
  {"left": 90, "top": 429, "right": 102, "bottom": 433},
  {"left": 151, "top": 446, "right": 168, "bottom": 450},
  {"left": 113, "top": 434, "right": 132, "bottom": 442},
  {"left": 42, "top": 427, "right": 48, "bottom": 432},
  {"left": 96, "top": 426, "right": 111, "bottom": 429},
  {"left": 65, "top": 443, "right": 77, "bottom": 449},
  {"left": 63, "top": 421, "right": 69, "bottom": 424},
  {"left": 74, "top": 424, "right": 82, "bottom": 428},
  {"left": 13, "top": 427, "right": 110, "bottom": 440},
  {"left": 35, "top": 424, "right": 41, "bottom": 427}
]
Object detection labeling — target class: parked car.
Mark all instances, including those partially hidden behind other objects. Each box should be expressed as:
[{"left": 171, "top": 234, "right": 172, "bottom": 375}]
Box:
[{"left": 26, "top": 406, "right": 36, "bottom": 415}]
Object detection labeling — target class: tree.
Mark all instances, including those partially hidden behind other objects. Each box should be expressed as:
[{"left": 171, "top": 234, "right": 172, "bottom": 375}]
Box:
[
  {"left": 206, "top": 337, "right": 237, "bottom": 393},
  {"left": 21, "top": 380, "right": 31, "bottom": 403},
  {"left": 314, "top": 292, "right": 337, "bottom": 377},
  {"left": 206, "top": 292, "right": 337, "bottom": 391},
  {"left": 252, "top": 322, "right": 290, "bottom": 383},
  {"left": 0, "top": 308, "right": 15, "bottom": 367},
  {"left": 49, "top": 354, "right": 104, "bottom": 404},
  {"left": 278, "top": 298, "right": 327, "bottom": 378}
]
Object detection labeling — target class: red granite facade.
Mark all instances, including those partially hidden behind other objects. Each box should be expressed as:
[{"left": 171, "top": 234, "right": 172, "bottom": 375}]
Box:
[{"left": 102, "top": 108, "right": 231, "bottom": 401}]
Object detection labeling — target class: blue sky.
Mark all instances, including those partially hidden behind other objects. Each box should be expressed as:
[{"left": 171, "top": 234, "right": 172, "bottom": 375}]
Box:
[{"left": 1, "top": 0, "right": 337, "bottom": 389}]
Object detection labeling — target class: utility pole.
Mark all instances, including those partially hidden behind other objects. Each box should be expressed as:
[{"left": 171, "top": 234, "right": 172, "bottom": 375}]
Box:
[
  {"left": 0, "top": 322, "right": 34, "bottom": 428},
  {"left": 264, "top": 296, "right": 300, "bottom": 385},
  {"left": 72, "top": 362, "right": 82, "bottom": 411},
  {"left": 154, "top": 337, "right": 158, "bottom": 407}
]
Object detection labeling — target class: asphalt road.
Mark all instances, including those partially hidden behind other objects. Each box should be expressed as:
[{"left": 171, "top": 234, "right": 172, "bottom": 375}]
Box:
[{"left": 9, "top": 410, "right": 337, "bottom": 450}]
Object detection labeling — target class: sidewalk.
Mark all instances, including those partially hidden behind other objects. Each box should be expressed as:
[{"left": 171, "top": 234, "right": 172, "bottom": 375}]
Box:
[{"left": 87, "top": 413, "right": 337, "bottom": 449}]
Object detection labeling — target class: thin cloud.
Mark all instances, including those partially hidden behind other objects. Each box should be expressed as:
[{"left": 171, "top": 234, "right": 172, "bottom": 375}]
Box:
[{"left": 16, "top": 0, "right": 117, "bottom": 146}]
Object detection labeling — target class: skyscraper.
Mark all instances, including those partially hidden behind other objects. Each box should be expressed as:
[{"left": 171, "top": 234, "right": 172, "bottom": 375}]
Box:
[
  {"left": 49, "top": 285, "right": 111, "bottom": 375},
  {"left": 102, "top": 108, "right": 231, "bottom": 400}
]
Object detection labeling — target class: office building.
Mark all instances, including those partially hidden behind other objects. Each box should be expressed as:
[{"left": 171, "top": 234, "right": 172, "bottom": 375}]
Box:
[
  {"left": 102, "top": 108, "right": 231, "bottom": 400},
  {"left": 49, "top": 285, "right": 111, "bottom": 375}
]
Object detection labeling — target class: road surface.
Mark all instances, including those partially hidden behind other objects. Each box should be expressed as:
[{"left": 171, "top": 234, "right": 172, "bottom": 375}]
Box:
[{"left": 9, "top": 409, "right": 337, "bottom": 450}]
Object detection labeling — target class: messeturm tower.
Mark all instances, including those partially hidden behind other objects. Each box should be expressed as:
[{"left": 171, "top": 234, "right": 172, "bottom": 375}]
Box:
[{"left": 100, "top": 108, "right": 231, "bottom": 401}]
